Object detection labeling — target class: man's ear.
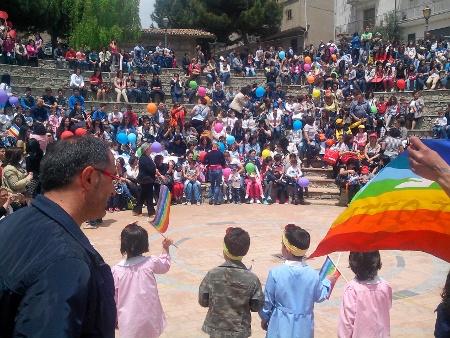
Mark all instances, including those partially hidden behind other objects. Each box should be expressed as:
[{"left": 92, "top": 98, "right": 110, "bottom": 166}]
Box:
[{"left": 80, "top": 166, "right": 97, "bottom": 191}]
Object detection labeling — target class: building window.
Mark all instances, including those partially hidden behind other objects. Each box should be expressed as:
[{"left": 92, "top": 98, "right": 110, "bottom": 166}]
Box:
[
  {"left": 286, "top": 9, "right": 292, "bottom": 20},
  {"left": 363, "top": 8, "right": 375, "bottom": 29}
]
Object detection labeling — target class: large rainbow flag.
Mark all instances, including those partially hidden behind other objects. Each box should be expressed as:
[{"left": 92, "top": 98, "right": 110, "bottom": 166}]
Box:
[
  {"left": 150, "top": 185, "right": 171, "bottom": 233},
  {"left": 310, "top": 140, "right": 450, "bottom": 262}
]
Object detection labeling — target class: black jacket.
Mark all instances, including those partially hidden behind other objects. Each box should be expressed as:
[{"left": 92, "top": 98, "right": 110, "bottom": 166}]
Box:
[
  {"left": 137, "top": 154, "right": 156, "bottom": 185},
  {"left": 0, "top": 195, "right": 116, "bottom": 337}
]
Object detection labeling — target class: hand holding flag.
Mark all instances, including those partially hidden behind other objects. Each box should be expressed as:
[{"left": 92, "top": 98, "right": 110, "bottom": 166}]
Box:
[{"left": 319, "top": 255, "right": 342, "bottom": 299}]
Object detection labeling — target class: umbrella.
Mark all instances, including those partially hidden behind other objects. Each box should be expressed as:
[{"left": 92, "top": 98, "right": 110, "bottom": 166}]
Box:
[
  {"left": 0, "top": 11, "right": 8, "bottom": 20},
  {"left": 309, "top": 139, "right": 450, "bottom": 263}
]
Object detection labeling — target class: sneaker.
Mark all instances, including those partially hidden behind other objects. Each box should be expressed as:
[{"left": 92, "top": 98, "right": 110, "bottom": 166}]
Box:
[
  {"left": 238, "top": 201, "right": 242, "bottom": 205},
  {"left": 196, "top": 201, "right": 201, "bottom": 206},
  {"left": 263, "top": 199, "right": 269, "bottom": 205},
  {"left": 230, "top": 201, "right": 235, "bottom": 204},
  {"left": 114, "top": 207, "right": 120, "bottom": 212},
  {"left": 256, "top": 199, "right": 261, "bottom": 204},
  {"left": 267, "top": 196, "right": 272, "bottom": 201},
  {"left": 294, "top": 199, "right": 299, "bottom": 205},
  {"left": 245, "top": 194, "right": 249, "bottom": 199},
  {"left": 275, "top": 199, "right": 280, "bottom": 204},
  {"left": 108, "top": 208, "right": 114, "bottom": 213},
  {"left": 209, "top": 200, "right": 213, "bottom": 205},
  {"left": 249, "top": 199, "right": 254, "bottom": 204},
  {"left": 83, "top": 224, "right": 98, "bottom": 229},
  {"left": 284, "top": 201, "right": 289, "bottom": 205},
  {"left": 223, "top": 195, "right": 227, "bottom": 201},
  {"left": 187, "top": 201, "right": 192, "bottom": 206}
]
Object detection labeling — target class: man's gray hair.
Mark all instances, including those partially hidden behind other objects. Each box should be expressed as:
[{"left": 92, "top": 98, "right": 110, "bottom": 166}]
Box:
[{"left": 141, "top": 142, "right": 151, "bottom": 153}]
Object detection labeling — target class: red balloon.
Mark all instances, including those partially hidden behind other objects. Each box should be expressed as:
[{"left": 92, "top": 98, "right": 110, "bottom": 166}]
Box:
[
  {"left": 199, "top": 151, "right": 207, "bottom": 161},
  {"left": 397, "top": 79, "right": 406, "bottom": 90},
  {"left": 60, "top": 131, "right": 74, "bottom": 139},
  {"left": 9, "top": 30, "right": 16, "bottom": 39},
  {"left": 75, "top": 128, "right": 87, "bottom": 136}
]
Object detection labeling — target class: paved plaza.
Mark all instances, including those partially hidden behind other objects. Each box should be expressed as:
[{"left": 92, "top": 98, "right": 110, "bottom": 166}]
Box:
[{"left": 83, "top": 203, "right": 449, "bottom": 338}]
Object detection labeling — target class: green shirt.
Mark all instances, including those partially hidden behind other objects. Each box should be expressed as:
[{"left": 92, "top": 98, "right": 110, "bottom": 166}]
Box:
[{"left": 361, "top": 32, "right": 372, "bottom": 44}]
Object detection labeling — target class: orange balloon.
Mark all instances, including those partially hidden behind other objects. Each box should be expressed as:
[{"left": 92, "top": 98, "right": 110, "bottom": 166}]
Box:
[
  {"left": 326, "top": 89, "right": 331, "bottom": 94},
  {"left": 147, "top": 102, "right": 157, "bottom": 114},
  {"left": 205, "top": 96, "right": 211, "bottom": 105},
  {"left": 304, "top": 56, "right": 311, "bottom": 64},
  {"left": 331, "top": 54, "right": 337, "bottom": 60},
  {"left": 307, "top": 76, "right": 315, "bottom": 84}
]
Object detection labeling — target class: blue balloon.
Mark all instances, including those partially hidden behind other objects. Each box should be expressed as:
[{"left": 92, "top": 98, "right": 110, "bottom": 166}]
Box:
[
  {"left": 226, "top": 135, "right": 235, "bottom": 145},
  {"left": 293, "top": 120, "right": 303, "bottom": 131},
  {"left": 255, "top": 86, "right": 265, "bottom": 98},
  {"left": 279, "top": 51, "right": 285, "bottom": 59},
  {"left": 218, "top": 142, "right": 225, "bottom": 152},
  {"left": 127, "top": 133, "right": 137, "bottom": 144},
  {"left": 117, "top": 132, "right": 128, "bottom": 144}
]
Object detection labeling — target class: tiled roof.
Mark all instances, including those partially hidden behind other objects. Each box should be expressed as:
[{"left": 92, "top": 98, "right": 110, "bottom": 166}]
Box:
[{"left": 141, "top": 28, "right": 215, "bottom": 38}]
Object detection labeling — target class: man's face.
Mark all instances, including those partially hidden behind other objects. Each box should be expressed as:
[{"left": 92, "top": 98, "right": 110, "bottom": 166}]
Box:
[
  {"left": 0, "top": 190, "right": 8, "bottom": 205},
  {"left": 92, "top": 154, "right": 116, "bottom": 219}
]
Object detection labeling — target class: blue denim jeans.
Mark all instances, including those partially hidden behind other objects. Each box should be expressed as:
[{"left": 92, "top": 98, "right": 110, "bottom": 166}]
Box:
[
  {"left": 209, "top": 169, "right": 222, "bottom": 203},
  {"left": 220, "top": 72, "right": 230, "bottom": 85},
  {"left": 185, "top": 181, "right": 201, "bottom": 202}
]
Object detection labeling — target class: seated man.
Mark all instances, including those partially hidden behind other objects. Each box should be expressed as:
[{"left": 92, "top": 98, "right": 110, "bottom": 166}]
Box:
[
  {"left": 65, "top": 47, "right": 77, "bottom": 69},
  {"left": 150, "top": 74, "right": 165, "bottom": 103},
  {"left": 137, "top": 74, "right": 149, "bottom": 103},
  {"left": 126, "top": 72, "right": 141, "bottom": 103},
  {"left": 88, "top": 49, "right": 99, "bottom": 70},
  {"left": 232, "top": 54, "right": 245, "bottom": 77},
  {"left": 76, "top": 47, "right": 89, "bottom": 71},
  {"left": 53, "top": 43, "right": 66, "bottom": 69}
]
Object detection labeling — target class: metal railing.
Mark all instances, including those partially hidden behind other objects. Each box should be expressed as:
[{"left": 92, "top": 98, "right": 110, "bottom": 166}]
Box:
[{"left": 399, "top": 0, "right": 450, "bottom": 22}]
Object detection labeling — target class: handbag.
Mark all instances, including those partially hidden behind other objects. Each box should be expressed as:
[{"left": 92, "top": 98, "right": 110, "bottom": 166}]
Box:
[{"left": 324, "top": 148, "right": 339, "bottom": 165}]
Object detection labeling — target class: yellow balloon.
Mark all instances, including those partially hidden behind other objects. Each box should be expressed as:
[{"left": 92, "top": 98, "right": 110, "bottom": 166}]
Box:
[
  {"left": 312, "top": 89, "right": 321, "bottom": 98},
  {"left": 262, "top": 149, "right": 271, "bottom": 159}
]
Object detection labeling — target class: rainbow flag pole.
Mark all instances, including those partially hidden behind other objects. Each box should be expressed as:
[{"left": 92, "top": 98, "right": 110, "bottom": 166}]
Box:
[{"left": 146, "top": 185, "right": 178, "bottom": 248}]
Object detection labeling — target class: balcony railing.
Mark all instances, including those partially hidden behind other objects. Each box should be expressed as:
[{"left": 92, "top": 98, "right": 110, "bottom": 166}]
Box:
[{"left": 398, "top": 0, "right": 450, "bottom": 22}]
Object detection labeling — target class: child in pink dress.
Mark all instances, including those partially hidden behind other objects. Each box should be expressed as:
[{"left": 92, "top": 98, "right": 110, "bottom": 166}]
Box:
[
  {"left": 112, "top": 223, "right": 173, "bottom": 338},
  {"left": 338, "top": 250, "right": 392, "bottom": 338}
]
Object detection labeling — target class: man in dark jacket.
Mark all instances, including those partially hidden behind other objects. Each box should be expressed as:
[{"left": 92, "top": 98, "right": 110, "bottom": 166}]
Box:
[
  {"left": 0, "top": 136, "right": 116, "bottom": 337},
  {"left": 203, "top": 142, "right": 226, "bottom": 205},
  {"left": 133, "top": 142, "right": 156, "bottom": 216}
]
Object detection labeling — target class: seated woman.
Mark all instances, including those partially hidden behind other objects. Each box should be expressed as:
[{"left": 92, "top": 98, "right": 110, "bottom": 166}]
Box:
[
  {"left": 89, "top": 68, "right": 106, "bottom": 101},
  {"left": 114, "top": 70, "right": 129, "bottom": 103},
  {"left": 188, "top": 58, "right": 201, "bottom": 82},
  {"left": 69, "top": 101, "right": 88, "bottom": 129},
  {"left": 70, "top": 68, "right": 88, "bottom": 99},
  {"left": 117, "top": 115, "right": 136, "bottom": 136}
]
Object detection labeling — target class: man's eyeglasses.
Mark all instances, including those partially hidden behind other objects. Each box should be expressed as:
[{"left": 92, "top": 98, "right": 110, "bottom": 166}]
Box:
[{"left": 93, "top": 168, "right": 122, "bottom": 190}]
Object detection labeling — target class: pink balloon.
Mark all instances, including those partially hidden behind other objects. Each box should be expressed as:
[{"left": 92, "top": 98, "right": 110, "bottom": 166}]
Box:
[
  {"left": 198, "top": 86, "right": 206, "bottom": 96},
  {"left": 214, "top": 123, "right": 223, "bottom": 133},
  {"left": 223, "top": 168, "right": 232, "bottom": 180},
  {"left": 303, "top": 63, "right": 311, "bottom": 72}
]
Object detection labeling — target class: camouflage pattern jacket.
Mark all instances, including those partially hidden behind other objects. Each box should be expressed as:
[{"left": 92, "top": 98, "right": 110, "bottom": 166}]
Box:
[{"left": 199, "top": 260, "right": 264, "bottom": 338}]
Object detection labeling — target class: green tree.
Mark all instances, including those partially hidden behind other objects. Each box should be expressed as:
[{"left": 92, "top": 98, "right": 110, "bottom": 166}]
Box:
[
  {"left": 371, "top": 11, "right": 402, "bottom": 43},
  {"left": 151, "top": 0, "right": 282, "bottom": 44},
  {"left": 2, "top": 0, "right": 73, "bottom": 47},
  {"left": 70, "top": 0, "right": 141, "bottom": 49}
]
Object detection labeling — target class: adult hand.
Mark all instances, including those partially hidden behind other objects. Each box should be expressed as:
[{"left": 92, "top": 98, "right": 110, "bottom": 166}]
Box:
[{"left": 408, "top": 136, "right": 450, "bottom": 197}]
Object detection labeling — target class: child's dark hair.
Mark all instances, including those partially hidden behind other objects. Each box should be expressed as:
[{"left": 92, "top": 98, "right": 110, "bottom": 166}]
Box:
[
  {"left": 284, "top": 224, "right": 310, "bottom": 254},
  {"left": 224, "top": 227, "right": 250, "bottom": 257},
  {"left": 264, "top": 156, "right": 273, "bottom": 164},
  {"left": 441, "top": 270, "right": 450, "bottom": 311},
  {"left": 274, "top": 154, "right": 282, "bottom": 162},
  {"left": 349, "top": 251, "right": 382, "bottom": 281},
  {"left": 120, "top": 223, "right": 149, "bottom": 258}
]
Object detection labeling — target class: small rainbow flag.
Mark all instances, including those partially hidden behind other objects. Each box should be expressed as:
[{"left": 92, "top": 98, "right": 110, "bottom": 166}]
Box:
[
  {"left": 8, "top": 124, "right": 20, "bottom": 138},
  {"left": 318, "top": 255, "right": 341, "bottom": 299},
  {"left": 151, "top": 185, "right": 171, "bottom": 233}
]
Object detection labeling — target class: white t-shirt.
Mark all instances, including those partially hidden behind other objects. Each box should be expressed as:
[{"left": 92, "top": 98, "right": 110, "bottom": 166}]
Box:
[{"left": 303, "top": 123, "right": 317, "bottom": 141}]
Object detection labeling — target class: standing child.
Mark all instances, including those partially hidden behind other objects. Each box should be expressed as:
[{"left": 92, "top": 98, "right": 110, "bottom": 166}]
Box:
[
  {"left": 228, "top": 164, "right": 242, "bottom": 204},
  {"left": 285, "top": 158, "right": 305, "bottom": 205},
  {"left": 172, "top": 163, "right": 184, "bottom": 204},
  {"left": 112, "top": 223, "right": 173, "bottom": 338},
  {"left": 199, "top": 227, "right": 264, "bottom": 337},
  {"left": 338, "top": 251, "right": 392, "bottom": 338},
  {"left": 259, "top": 224, "right": 336, "bottom": 337}
]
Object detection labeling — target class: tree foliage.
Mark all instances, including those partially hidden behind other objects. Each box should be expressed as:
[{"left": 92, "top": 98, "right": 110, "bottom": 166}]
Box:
[
  {"left": 2, "top": 0, "right": 141, "bottom": 49},
  {"left": 70, "top": 0, "right": 141, "bottom": 49},
  {"left": 371, "top": 11, "right": 402, "bottom": 43},
  {"left": 151, "top": 0, "right": 282, "bottom": 44}
]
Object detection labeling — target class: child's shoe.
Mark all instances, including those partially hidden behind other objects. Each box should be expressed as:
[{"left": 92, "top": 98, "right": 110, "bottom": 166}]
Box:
[
  {"left": 263, "top": 199, "right": 269, "bottom": 205},
  {"left": 114, "top": 207, "right": 120, "bottom": 212},
  {"left": 245, "top": 194, "right": 249, "bottom": 199},
  {"left": 108, "top": 208, "right": 114, "bottom": 213},
  {"left": 267, "top": 196, "right": 272, "bottom": 201},
  {"left": 284, "top": 201, "right": 289, "bottom": 205},
  {"left": 275, "top": 199, "right": 280, "bottom": 204},
  {"left": 256, "top": 199, "right": 261, "bottom": 204},
  {"left": 249, "top": 198, "right": 254, "bottom": 204}
]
